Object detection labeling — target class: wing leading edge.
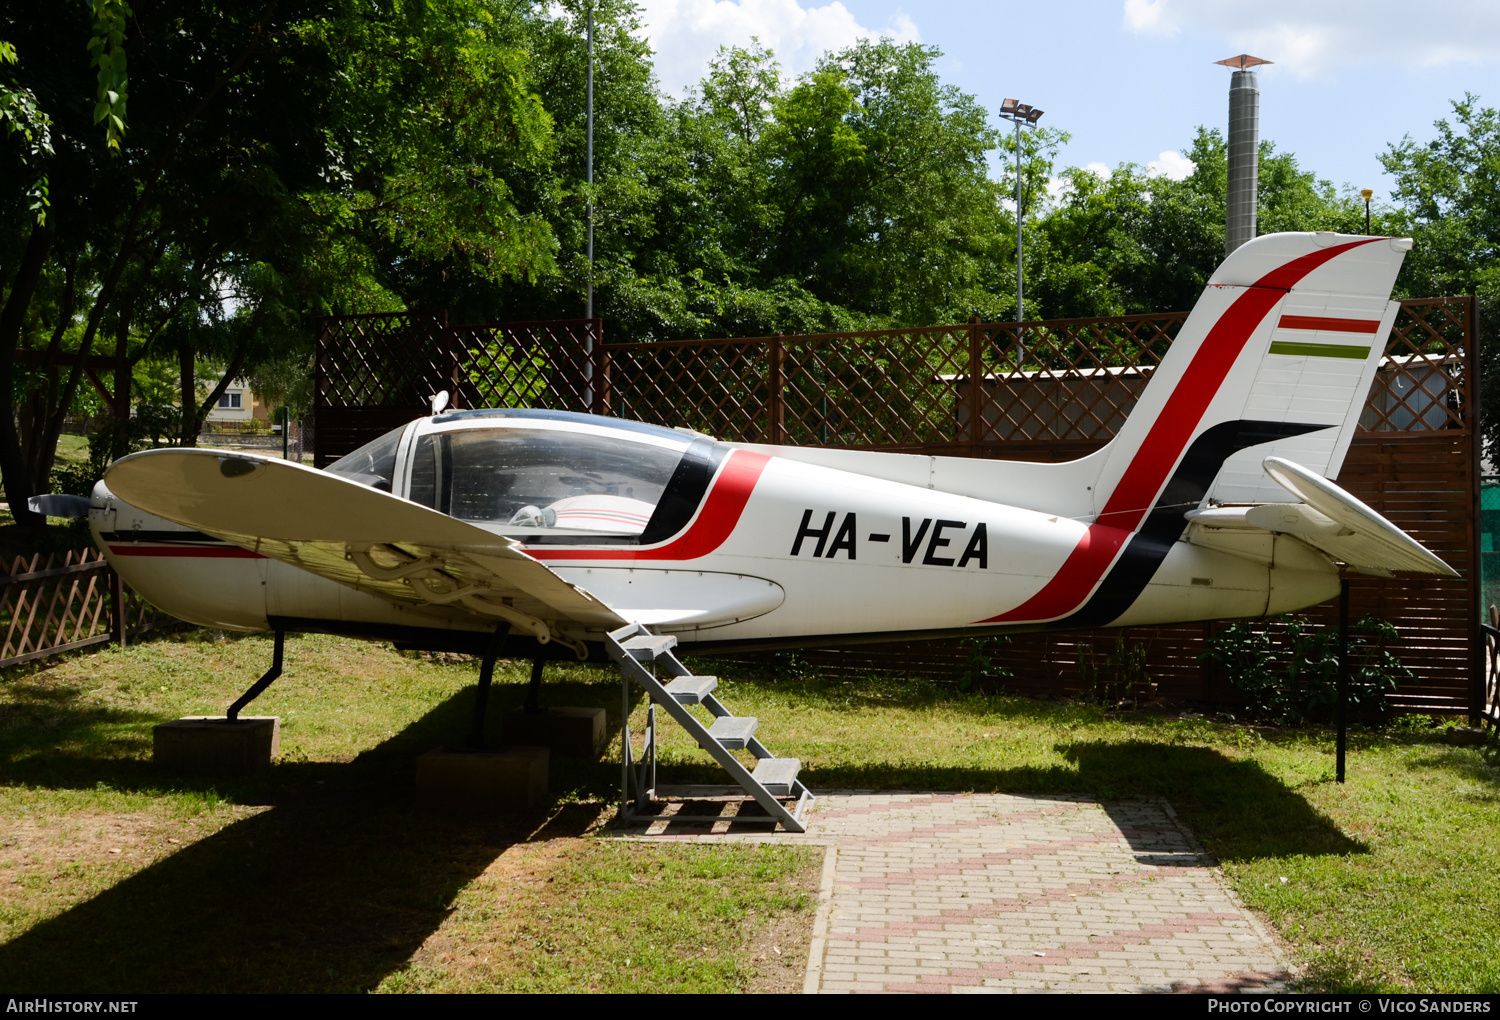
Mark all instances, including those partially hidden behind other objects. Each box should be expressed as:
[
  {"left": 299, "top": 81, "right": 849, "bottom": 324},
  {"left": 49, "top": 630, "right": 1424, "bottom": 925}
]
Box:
[{"left": 103, "top": 449, "right": 626, "bottom": 647}]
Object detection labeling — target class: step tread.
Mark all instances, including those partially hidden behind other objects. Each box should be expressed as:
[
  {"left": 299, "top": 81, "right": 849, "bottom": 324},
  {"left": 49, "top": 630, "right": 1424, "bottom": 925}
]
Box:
[
  {"left": 663, "top": 676, "right": 718, "bottom": 704},
  {"left": 707, "top": 716, "right": 758, "bottom": 748},
  {"left": 620, "top": 635, "right": 677, "bottom": 659},
  {"left": 753, "top": 757, "right": 801, "bottom": 796}
]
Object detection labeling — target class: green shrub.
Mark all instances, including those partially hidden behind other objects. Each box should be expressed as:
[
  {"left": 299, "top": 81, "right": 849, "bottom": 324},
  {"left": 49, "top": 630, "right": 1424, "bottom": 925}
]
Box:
[
  {"left": 49, "top": 408, "right": 183, "bottom": 496},
  {"left": 1077, "top": 634, "right": 1155, "bottom": 708},
  {"left": 1201, "top": 614, "right": 1415, "bottom": 725},
  {"left": 956, "top": 636, "right": 1012, "bottom": 692}
]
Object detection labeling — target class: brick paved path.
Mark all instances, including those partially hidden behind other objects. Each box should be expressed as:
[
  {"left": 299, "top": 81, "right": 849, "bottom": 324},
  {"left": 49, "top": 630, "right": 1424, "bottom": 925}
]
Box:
[{"left": 620, "top": 792, "right": 1292, "bottom": 994}]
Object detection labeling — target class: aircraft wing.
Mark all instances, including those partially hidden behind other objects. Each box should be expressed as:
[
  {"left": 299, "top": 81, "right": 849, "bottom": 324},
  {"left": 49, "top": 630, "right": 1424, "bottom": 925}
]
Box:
[
  {"left": 102, "top": 449, "right": 627, "bottom": 644},
  {"left": 1185, "top": 455, "right": 1458, "bottom": 577}
]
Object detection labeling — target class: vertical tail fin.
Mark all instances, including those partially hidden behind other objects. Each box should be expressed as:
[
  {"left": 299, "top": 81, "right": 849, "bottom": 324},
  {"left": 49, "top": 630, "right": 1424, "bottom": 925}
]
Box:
[
  {"left": 1091, "top": 231, "right": 1409, "bottom": 526},
  {"left": 985, "top": 231, "right": 1410, "bottom": 627}
]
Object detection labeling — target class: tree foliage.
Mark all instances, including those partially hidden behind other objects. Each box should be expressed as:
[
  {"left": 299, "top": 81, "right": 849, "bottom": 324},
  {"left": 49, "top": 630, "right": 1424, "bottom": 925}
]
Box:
[
  {"left": 1381, "top": 96, "right": 1500, "bottom": 461},
  {"left": 0, "top": 5, "right": 1493, "bottom": 523}
]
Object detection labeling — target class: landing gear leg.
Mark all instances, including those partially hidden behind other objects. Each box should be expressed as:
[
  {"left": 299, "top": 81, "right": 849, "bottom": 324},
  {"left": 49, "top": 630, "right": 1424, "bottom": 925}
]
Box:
[
  {"left": 227, "top": 631, "right": 284, "bottom": 721},
  {"left": 523, "top": 659, "right": 545, "bottom": 715},
  {"left": 465, "top": 624, "right": 512, "bottom": 750}
]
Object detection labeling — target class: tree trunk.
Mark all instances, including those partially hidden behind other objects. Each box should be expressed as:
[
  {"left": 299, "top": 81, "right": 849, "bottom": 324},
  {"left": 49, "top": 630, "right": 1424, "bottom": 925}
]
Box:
[
  {"left": 21, "top": 261, "right": 79, "bottom": 495},
  {"left": 0, "top": 221, "right": 57, "bottom": 529},
  {"left": 108, "top": 311, "right": 134, "bottom": 463},
  {"left": 186, "top": 300, "right": 267, "bottom": 442},
  {"left": 179, "top": 338, "right": 197, "bottom": 447}
]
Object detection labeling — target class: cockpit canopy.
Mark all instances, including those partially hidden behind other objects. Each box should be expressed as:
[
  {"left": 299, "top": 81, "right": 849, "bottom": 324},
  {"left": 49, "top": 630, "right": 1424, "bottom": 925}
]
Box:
[{"left": 325, "top": 411, "right": 704, "bottom": 538}]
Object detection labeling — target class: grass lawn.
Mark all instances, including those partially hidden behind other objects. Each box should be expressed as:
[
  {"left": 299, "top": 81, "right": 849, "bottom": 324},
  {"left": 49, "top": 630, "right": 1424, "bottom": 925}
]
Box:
[
  {"left": 51, "top": 434, "right": 89, "bottom": 475},
  {"left": 0, "top": 630, "right": 1495, "bottom": 993}
]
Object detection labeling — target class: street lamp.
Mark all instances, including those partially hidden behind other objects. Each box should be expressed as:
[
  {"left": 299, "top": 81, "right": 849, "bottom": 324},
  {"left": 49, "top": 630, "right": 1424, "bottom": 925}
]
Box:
[
  {"left": 999, "top": 98, "right": 1044, "bottom": 326},
  {"left": 1361, "top": 188, "right": 1373, "bottom": 235},
  {"left": 584, "top": 4, "right": 595, "bottom": 408},
  {"left": 586, "top": 4, "right": 594, "bottom": 320}
]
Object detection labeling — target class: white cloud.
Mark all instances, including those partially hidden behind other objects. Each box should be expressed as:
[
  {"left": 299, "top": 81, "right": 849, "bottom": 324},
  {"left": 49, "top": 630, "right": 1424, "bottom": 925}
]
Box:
[
  {"left": 635, "top": 0, "right": 921, "bottom": 96},
  {"left": 1147, "top": 150, "right": 1194, "bottom": 180},
  {"left": 1084, "top": 161, "right": 1113, "bottom": 179},
  {"left": 1119, "top": 0, "right": 1500, "bottom": 77},
  {"left": 1122, "top": 0, "right": 1176, "bottom": 36}
]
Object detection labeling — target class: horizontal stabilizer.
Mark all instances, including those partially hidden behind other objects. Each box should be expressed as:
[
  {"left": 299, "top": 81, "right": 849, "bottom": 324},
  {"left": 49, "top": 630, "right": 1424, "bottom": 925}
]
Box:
[{"left": 1260, "top": 456, "right": 1457, "bottom": 576}]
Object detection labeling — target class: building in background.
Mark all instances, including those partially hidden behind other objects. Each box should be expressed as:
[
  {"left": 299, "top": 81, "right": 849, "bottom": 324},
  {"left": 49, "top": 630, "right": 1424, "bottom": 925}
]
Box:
[{"left": 203, "top": 378, "right": 269, "bottom": 426}]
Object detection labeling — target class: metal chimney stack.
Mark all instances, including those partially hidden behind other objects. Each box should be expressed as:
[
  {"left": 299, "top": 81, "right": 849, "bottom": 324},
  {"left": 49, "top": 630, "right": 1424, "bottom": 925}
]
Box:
[{"left": 1217, "top": 55, "right": 1272, "bottom": 255}]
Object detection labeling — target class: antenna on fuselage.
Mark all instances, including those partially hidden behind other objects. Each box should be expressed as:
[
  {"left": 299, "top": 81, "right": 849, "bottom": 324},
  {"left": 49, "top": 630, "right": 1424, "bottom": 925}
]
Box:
[{"left": 431, "top": 390, "right": 450, "bottom": 416}]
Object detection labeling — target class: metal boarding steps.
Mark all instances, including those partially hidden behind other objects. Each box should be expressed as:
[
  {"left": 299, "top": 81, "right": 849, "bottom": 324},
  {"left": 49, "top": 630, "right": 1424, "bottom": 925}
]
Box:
[{"left": 605, "top": 622, "right": 813, "bottom": 832}]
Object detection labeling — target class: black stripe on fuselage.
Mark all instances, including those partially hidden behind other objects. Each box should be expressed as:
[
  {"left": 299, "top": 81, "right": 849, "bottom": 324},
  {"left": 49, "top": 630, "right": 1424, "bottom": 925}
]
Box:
[
  {"left": 512, "top": 437, "right": 727, "bottom": 549},
  {"left": 640, "top": 438, "right": 727, "bottom": 545},
  {"left": 1057, "top": 420, "right": 1330, "bottom": 629},
  {"left": 97, "top": 530, "right": 230, "bottom": 545}
]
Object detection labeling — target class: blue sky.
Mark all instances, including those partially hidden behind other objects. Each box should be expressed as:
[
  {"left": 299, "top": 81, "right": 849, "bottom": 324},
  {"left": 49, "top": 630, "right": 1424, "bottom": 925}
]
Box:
[{"left": 634, "top": 0, "right": 1500, "bottom": 202}]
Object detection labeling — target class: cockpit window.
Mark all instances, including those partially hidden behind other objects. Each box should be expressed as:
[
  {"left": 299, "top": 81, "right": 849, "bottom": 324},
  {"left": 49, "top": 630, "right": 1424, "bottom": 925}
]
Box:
[
  {"left": 409, "top": 427, "right": 687, "bottom": 534},
  {"left": 326, "top": 426, "right": 403, "bottom": 492}
]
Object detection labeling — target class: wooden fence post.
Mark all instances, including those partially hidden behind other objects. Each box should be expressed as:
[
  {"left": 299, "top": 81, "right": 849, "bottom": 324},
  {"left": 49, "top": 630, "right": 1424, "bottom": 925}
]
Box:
[
  {"left": 1467, "top": 294, "right": 1485, "bottom": 725},
  {"left": 591, "top": 318, "right": 608, "bottom": 416},
  {"left": 768, "top": 335, "right": 785, "bottom": 445},
  {"left": 109, "top": 566, "right": 126, "bottom": 648},
  {"left": 967, "top": 316, "right": 984, "bottom": 448},
  {"left": 445, "top": 314, "right": 461, "bottom": 405}
]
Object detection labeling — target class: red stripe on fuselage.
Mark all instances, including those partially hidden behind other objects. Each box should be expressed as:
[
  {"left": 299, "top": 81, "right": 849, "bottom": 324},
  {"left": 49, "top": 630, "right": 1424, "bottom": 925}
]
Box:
[
  {"left": 108, "top": 544, "right": 264, "bottom": 559},
  {"left": 981, "top": 238, "right": 1383, "bottom": 625},
  {"left": 527, "top": 449, "right": 772, "bottom": 563},
  {"left": 1277, "top": 315, "right": 1381, "bottom": 333}
]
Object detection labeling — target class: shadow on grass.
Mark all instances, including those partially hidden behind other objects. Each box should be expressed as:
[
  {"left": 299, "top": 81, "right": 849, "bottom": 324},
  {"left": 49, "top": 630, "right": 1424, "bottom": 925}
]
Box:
[
  {"left": 0, "top": 682, "right": 627, "bottom": 993},
  {"left": 0, "top": 677, "right": 632, "bottom": 803},
  {"left": 0, "top": 673, "right": 1364, "bottom": 990},
  {"left": 648, "top": 739, "right": 1367, "bottom": 864},
  {"left": 1063, "top": 741, "right": 1367, "bottom": 863}
]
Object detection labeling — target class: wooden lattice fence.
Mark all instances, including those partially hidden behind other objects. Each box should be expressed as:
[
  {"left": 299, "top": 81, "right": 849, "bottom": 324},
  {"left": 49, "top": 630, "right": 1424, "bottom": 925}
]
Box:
[
  {"left": 0, "top": 548, "right": 180, "bottom": 669},
  {"left": 313, "top": 313, "right": 601, "bottom": 466}
]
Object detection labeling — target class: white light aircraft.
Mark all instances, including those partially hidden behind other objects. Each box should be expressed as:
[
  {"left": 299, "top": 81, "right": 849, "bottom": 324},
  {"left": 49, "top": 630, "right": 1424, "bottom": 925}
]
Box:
[{"left": 65, "top": 233, "right": 1456, "bottom": 676}]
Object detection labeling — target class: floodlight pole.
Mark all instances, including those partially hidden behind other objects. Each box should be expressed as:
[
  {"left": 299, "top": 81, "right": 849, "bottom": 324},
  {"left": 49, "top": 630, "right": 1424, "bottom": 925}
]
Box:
[
  {"left": 1361, "top": 188, "right": 1373, "bottom": 235},
  {"left": 998, "top": 99, "right": 1042, "bottom": 368},
  {"left": 1014, "top": 117, "right": 1023, "bottom": 323},
  {"left": 584, "top": 3, "right": 595, "bottom": 409}
]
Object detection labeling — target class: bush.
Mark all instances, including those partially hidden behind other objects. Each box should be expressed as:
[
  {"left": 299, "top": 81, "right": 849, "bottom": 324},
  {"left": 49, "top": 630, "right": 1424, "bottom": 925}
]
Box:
[
  {"left": 956, "top": 636, "right": 1012, "bottom": 692},
  {"left": 1201, "top": 614, "right": 1415, "bottom": 725},
  {"left": 49, "top": 406, "right": 182, "bottom": 496},
  {"left": 1077, "top": 634, "right": 1156, "bottom": 708}
]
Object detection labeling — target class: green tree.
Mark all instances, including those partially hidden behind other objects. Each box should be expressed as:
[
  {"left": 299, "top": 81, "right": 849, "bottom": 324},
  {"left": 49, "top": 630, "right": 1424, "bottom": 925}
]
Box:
[
  {"left": 0, "top": 0, "right": 567, "bottom": 522},
  {"left": 1380, "top": 96, "right": 1500, "bottom": 459},
  {"left": 1032, "top": 128, "right": 1372, "bottom": 321},
  {"left": 584, "top": 38, "right": 1012, "bottom": 339}
]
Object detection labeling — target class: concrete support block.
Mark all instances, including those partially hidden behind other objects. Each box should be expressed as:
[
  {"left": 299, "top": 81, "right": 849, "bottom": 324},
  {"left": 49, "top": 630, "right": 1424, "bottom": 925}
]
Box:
[
  {"left": 416, "top": 746, "right": 549, "bottom": 811},
  {"left": 154, "top": 717, "right": 280, "bottom": 774},
  {"left": 501, "top": 707, "right": 606, "bottom": 759}
]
